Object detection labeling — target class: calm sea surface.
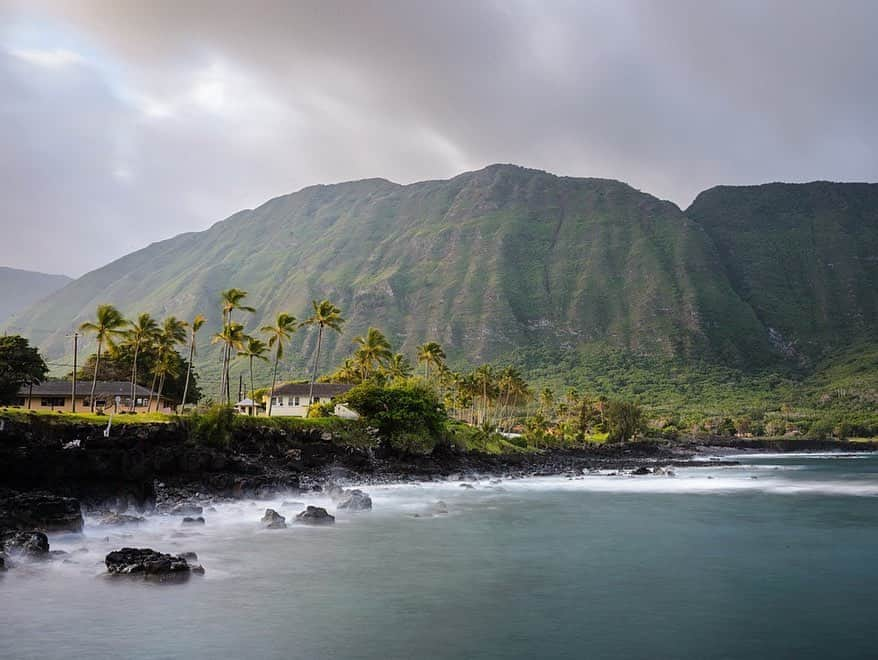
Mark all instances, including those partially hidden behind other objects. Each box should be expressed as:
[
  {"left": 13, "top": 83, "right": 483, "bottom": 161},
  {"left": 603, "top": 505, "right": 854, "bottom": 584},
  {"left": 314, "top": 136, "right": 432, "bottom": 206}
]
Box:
[{"left": 3, "top": 453, "right": 878, "bottom": 659}]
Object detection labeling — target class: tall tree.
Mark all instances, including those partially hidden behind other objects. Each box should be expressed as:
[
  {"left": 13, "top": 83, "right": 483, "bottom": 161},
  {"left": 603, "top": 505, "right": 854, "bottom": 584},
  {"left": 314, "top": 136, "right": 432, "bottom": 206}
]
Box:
[
  {"left": 122, "top": 313, "right": 160, "bottom": 412},
  {"left": 302, "top": 299, "right": 344, "bottom": 405},
  {"left": 181, "top": 314, "right": 206, "bottom": 411},
  {"left": 0, "top": 336, "right": 48, "bottom": 404},
  {"left": 237, "top": 336, "right": 268, "bottom": 414},
  {"left": 219, "top": 289, "right": 255, "bottom": 404},
  {"left": 384, "top": 353, "right": 413, "bottom": 380},
  {"left": 416, "top": 341, "right": 446, "bottom": 380},
  {"left": 260, "top": 313, "right": 297, "bottom": 416},
  {"left": 352, "top": 327, "right": 393, "bottom": 380},
  {"left": 151, "top": 316, "right": 187, "bottom": 412},
  {"left": 211, "top": 321, "right": 246, "bottom": 406},
  {"left": 79, "top": 304, "right": 127, "bottom": 412}
]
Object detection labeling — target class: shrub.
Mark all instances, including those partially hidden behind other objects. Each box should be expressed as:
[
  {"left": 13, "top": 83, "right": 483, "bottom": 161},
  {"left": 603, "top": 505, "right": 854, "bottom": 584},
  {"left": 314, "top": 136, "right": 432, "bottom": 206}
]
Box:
[
  {"left": 339, "top": 380, "right": 446, "bottom": 444},
  {"left": 605, "top": 400, "right": 645, "bottom": 442},
  {"left": 186, "top": 405, "right": 235, "bottom": 447}
]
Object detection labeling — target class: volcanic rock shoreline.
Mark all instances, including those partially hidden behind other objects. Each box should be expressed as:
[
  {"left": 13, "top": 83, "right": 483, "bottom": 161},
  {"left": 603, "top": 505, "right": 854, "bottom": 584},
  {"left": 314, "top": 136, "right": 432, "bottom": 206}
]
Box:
[{"left": 0, "top": 416, "right": 874, "bottom": 513}]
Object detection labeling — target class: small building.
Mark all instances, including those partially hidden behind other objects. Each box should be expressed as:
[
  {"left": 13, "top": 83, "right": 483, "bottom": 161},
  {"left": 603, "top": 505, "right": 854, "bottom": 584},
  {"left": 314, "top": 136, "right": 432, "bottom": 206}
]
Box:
[
  {"left": 265, "top": 382, "right": 353, "bottom": 417},
  {"left": 234, "top": 398, "right": 265, "bottom": 416},
  {"left": 14, "top": 381, "right": 173, "bottom": 414}
]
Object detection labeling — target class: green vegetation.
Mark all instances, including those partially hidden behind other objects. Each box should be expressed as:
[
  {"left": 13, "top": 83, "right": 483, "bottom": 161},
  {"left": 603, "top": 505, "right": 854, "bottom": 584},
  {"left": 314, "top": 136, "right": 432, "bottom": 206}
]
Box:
[
  {"left": 0, "top": 336, "right": 48, "bottom": 404},
  {"left": 4, "top": 166, "right": 877, "bottom": 436}
]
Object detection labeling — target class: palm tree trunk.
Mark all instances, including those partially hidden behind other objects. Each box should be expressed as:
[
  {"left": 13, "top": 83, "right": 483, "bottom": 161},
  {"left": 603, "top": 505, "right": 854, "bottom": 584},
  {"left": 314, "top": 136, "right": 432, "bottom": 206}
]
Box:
[
  {"left": 307, "top": 326, "right": 324, "bottom": 405},
  {"left": 267, "top": 350, "right": 279, "bottom": 417},
  {"left": 181, "top": 336, "right": 194, "bottom": 412},
  {"left": 130, "top": 342, "right": 140, "bottom": 413},
  {"left": 147, "top": 371, "right": 159, "bottom": 412},
  {"left": 90, "top": 339, "right": 102, "bottom": 413},
  {"left": 156, "top": 373, "right": 166, "bottom": 413},
  {"left": 248, "top": 356, "right": 255, "bottom": 416}
]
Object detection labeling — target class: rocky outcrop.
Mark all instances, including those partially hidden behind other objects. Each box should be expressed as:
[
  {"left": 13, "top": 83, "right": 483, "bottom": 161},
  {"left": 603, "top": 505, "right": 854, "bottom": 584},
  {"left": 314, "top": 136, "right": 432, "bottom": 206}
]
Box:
[
  {"left": 1, "top": 530, "right": 50, "bottom": 557},
  {"left": 181, "top": 516, "right": 205, "bottom": 525},
  {"left": 105, "top": 547, "right": 200, "bottom": 580},
  {"left": 336, "top": 489, "right": 372, "bottom": 511},
  {"left": 0, "top": 491, "right": 83, "bottom": 533},
  {"left": 261, "top": 509, "right": 286, "bottom": 529},
  {"left": 295, "top": 506, "right": 335, "bottom": 525},
  {"left": 99, "top": 513, "right": 146, "bottom": 526}
]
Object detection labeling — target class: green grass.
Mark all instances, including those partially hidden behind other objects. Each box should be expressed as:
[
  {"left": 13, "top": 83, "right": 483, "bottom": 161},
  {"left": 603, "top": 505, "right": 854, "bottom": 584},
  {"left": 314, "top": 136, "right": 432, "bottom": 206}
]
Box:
[{"left": 0, "top": 407, "right": 175, "bottom": 425}]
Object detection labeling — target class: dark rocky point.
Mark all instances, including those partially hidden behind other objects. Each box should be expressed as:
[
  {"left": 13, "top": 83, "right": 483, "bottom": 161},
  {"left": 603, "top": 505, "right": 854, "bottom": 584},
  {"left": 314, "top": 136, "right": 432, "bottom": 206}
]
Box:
[
  {"left": 0, "top": 491, "right": 84, "bottom": 533},
  {"left": 181, "top": 516, "right": 205, "bottom": 525},
  {"left": 631, "top": 467, "right": 651, "bottom": 475},
  {"left": 295, "top": 506, "right": 335, "bottom": 525},
  {"left": 1, "top": 530, "right": 50, "bottom": 557},
  {"left": 105, "top": 547, "right": 198, "bottom": 580}
]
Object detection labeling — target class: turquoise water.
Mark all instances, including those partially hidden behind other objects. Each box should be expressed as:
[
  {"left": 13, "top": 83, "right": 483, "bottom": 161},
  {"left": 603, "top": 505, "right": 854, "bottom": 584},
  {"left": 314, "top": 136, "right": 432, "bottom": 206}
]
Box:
[{"left": 3, "top": 453, "right": 878, "bottom": 659}]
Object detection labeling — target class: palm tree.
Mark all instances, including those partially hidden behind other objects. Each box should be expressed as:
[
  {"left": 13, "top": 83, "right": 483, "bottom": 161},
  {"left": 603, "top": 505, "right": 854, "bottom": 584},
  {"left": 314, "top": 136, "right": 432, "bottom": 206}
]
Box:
[
  {"left": 237, "top": 336, "right": 269, "bottom": 414},
  {"left": 219, "top": 289, "right": 255, "bottom": 404},
  {"left": 122, "top": 313, "right": 160, "bottom": 412},
  {"left": 211, "top": 321, "right": 246, "bottom": 406},
  {"left": 302, "top": 299, "right": 344, "bottom": 405},
  {"left": 473, "top": 364, "right": 496, "bottom": 426},
  {"left": 539, "top": 387, "right": 555, "bottom": 418},
  {"left": 261, "top": 313, "right": 297, "bottom": 417},
  {"left": 416, "top": 341, "right": 446, "bottom": 380},
  {"left": 181, "top": 314, "right": 206, "bottom": 412},
  {"left": 384, "top": 353, "right": 413, "bottom": 380},
  {"left": 352, "top": 327, "right": 393, "bottom": 380},
  {"left": 151, "top": 316, "right": 187, "bottom": 411},
  {"left": 79, "top": 304, "right": 127, "bottom": 412}
]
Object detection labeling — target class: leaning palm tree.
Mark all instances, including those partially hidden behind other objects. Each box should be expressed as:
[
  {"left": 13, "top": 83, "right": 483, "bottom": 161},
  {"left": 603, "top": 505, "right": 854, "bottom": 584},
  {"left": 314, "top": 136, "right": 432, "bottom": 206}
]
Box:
[
  {"left": 122, "top": 313, "right": 160, "bottom": 412},
  {"left": 211, "top": 321, "right": 246, "bottom": 405},
  {"left": 352, "top": 327, "right": 393, "bottom": 380},
  {"left": 416, "top": 341, "right": 446, "bottom": 380},
  {"left": 301, "top": 299, "right": 345, "bottom": 405},
  {"left": 237, "top": 336, "right": 269, "bottom": 414},
  {"left": 180, "top": 314, "right": 206, "bottom": 411},
  {"left": 218, "top": 289, "right": 255, "bottom": 404},
  {"left": 260, "top": 313, "right": 297, "bottom": 416},
  {"left": 79, "top": 304, "right": 127, "bottom": 412},
  {"left": 149, "top": 316, "right": 188, "bottom": 412}
]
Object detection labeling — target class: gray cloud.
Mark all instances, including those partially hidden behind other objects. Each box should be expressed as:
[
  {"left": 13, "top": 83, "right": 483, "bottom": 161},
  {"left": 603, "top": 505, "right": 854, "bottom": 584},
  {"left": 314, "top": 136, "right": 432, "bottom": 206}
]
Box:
[{"left": 1, "top": 0, "right": 876, "bottom": 276}]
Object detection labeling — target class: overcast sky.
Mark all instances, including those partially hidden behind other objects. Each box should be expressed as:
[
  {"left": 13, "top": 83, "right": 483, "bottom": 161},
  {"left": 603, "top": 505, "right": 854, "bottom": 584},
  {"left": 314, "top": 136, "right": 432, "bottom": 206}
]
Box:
[{"left": 1, "top": 0, "right": 876, "bottom": 277}]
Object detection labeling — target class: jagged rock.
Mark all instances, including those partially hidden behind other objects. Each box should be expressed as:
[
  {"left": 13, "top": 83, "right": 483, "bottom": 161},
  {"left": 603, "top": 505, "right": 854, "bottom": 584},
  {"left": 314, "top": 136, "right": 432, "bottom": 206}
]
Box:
[
  {"left": 100, "top": 513, "right": 146, "bottom": 526},
  {"left": 294, "top": 506, "right": 335, "bottom": 525},
  {"left": 180, "top": 551, "right": 198, "bottom": 562},
  {"left": 105, "top": 547, "right": 196, "bottom": 580},
  {"left": 170, "top": 503, "right": 203, "bottom": 516},
  {"left": 261, "top": 509, "right": 286, "bottom": 529},
  {"left": 0, "top": 492, "right": 84, "bottom": 533},
  {"left": 459, "top": 483, "right": 475, "bottom": 489},
  {"left": 631, "top": 467, "right": 651, "bottom": 475},
  {"left": 181, "top": 516, "right": 205, "bottom": 526},
  {"left": 1, "top": 531, "right": 50, "bottom": 557},
  {"left": 336, "top": 489, "right": 372, "bottom": 511}
]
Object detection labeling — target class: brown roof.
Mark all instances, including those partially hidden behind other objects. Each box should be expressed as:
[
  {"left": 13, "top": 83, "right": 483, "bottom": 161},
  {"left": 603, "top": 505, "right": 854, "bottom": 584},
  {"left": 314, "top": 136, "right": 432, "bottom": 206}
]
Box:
[
  {"left": 272, "top": 382, "right": 352, "bottom": 397},
  {"left": 18, "top": 381, "right": 163, "bottom": 398}
]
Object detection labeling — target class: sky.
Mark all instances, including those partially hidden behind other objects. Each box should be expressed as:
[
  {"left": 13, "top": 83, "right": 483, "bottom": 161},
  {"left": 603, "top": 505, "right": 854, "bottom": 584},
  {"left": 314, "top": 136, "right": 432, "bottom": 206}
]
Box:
[{"left": 1, "top": 0, "right": 877, "bottom": 277}]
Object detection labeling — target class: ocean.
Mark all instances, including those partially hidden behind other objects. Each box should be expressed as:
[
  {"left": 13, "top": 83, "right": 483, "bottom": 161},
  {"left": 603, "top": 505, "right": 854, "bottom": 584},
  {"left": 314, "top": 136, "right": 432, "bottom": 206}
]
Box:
[{"left": 3, "top": 452, "right": 877, "bottom": 659}]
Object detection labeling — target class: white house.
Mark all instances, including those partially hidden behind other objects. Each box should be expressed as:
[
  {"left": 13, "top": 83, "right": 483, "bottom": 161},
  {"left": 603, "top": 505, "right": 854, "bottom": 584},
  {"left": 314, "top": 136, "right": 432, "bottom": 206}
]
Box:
[{"left": 265, "top": 382, "right": 354, "bottom": 417}]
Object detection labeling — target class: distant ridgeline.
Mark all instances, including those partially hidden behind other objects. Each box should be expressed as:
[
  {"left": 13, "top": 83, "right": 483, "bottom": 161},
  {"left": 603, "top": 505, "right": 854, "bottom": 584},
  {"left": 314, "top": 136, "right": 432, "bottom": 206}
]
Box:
[{"left": 7, "top": 165, "right": 878, "bottom": 412}]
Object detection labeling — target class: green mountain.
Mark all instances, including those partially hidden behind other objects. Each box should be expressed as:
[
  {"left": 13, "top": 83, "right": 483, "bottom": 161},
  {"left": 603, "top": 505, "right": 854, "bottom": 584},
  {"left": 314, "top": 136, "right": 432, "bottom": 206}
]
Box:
[
  {"left": 8, "top": 165, "right": 878, "bottom": 415},
  {"left": 0, "top": 266, "right": 71, "bottom": 324}
]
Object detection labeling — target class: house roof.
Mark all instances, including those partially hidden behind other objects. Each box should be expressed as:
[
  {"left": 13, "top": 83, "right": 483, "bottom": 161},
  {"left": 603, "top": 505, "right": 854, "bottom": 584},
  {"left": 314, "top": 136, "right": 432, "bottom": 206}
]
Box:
[
  {"left": 18, "top": 380, "right": 163, "bottom": 398},
  {"left": 271, "top": 382, "right": 353, "bottom": 397}
]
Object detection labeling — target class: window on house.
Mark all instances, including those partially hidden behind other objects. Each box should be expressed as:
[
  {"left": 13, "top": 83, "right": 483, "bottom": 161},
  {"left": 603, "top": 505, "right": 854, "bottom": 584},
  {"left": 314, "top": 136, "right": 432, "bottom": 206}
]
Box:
[
  {"left": 14, "top": 397, "right": 26, "bottom": 406},
  {"left": 40, "top": 397, "right": 66, "bottom": 407},
  {"left": 312, "top": 397, "right": 320, "bottom": 404},
  {"left": 272, "top": 397, "right": 281, "bottom": 407},
  {"left": 293, "top": 396, "right": 300, "bottom": 406}
]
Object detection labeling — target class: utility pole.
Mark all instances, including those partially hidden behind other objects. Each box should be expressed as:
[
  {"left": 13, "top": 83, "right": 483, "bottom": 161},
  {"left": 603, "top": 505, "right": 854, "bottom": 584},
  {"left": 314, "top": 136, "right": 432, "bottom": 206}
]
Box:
[{"left": 71, "top": 332, "right": 79, "bottom": 413}]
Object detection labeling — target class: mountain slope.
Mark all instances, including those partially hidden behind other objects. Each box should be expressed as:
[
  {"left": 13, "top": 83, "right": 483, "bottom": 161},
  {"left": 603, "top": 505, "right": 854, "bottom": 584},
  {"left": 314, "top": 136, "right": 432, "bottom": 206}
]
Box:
[
  {"left": 687, "top": 181, "right": 878, "bottom": 362},
  {"left": 9, "top": 165, "right": 771, "bottom": 380},
  {"left": 0, "top": 267, "right": 71, "bottom": 323}
]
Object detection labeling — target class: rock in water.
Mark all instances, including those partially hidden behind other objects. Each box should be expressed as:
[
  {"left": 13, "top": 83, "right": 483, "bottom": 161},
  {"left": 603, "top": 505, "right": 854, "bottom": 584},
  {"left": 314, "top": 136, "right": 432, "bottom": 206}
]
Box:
[
  {"left": 336, "top": 489, "right": 372, "bottom": 511},
  {"left": 631, "top": 467, "right": 651, "bottom": 475},
  {"left": 181, "top": 516, "right": 205, "bottom": 526},
  {"left": 294, "top": 506, "right": 335, "bottom": 525},
  {"left": 99, "top": 513, "right": 146, "bottom": 527},
  {"left": 0, "top": 492, "right": 84, "bottom": 533},
  {"left": 1, "top": 531, "right": 50, "bottom": 557},
  {"left": 261, "top": 509, "right": 286, "bottom": 529},
  {"left": 105, "top": 547, "right": 196, "bottom": 580}
]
